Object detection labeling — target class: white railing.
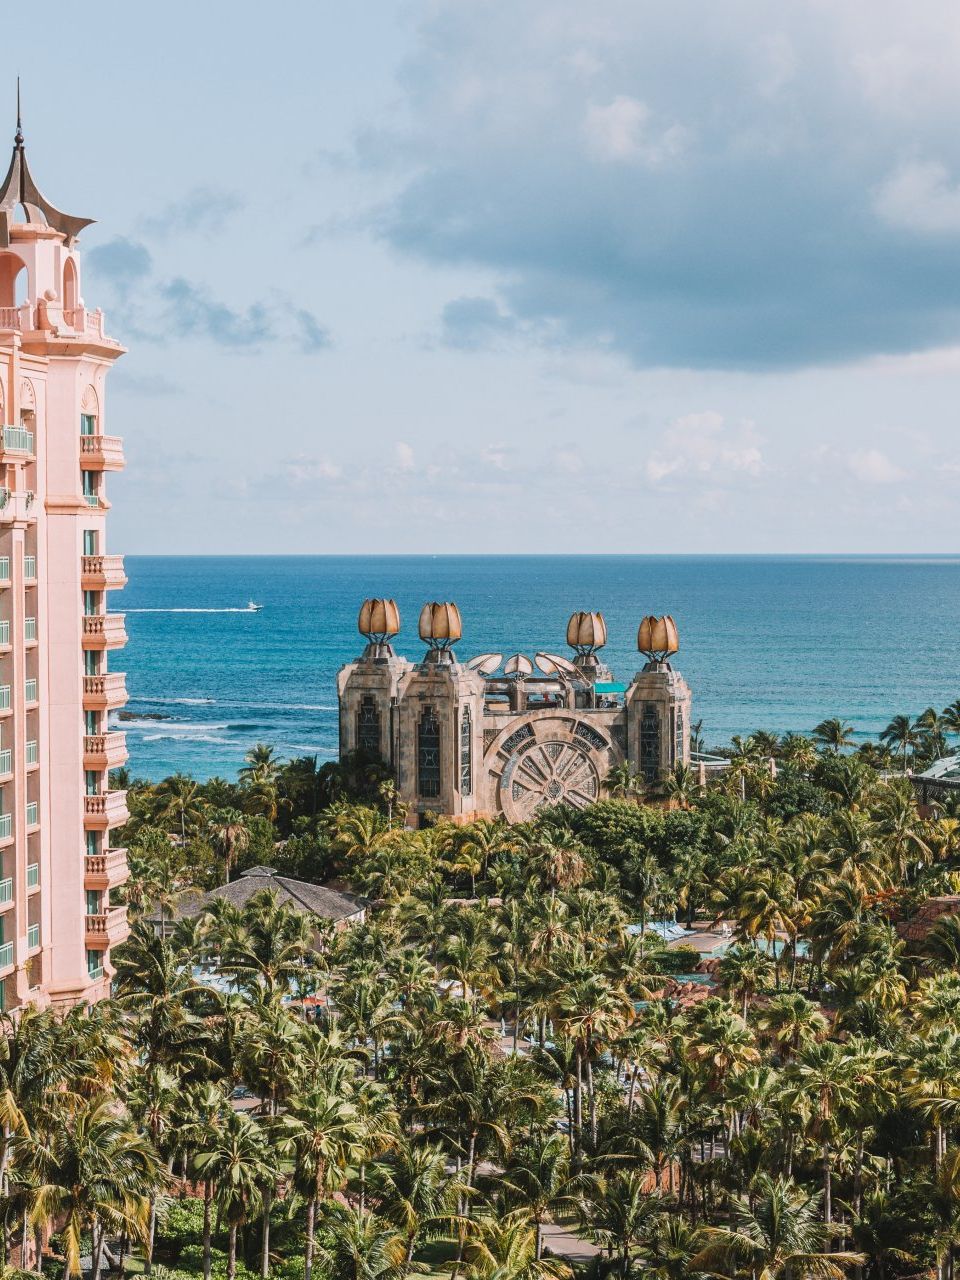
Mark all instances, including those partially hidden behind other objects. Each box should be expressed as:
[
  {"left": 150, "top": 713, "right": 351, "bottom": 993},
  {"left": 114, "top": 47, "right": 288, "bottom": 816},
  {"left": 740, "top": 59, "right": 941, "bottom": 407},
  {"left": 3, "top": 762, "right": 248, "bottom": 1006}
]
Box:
[
  {"left": 83, "top": 494, "right": 100, "bottom": 508},
  {"left": 24, "top": 680, "right": 36, "bottom": 703},
  {"left": 0, "top": 815, "right": 11, "bottom": 840},
  {"left": 27, "top": 924, "right": 39, "bottom": 950},
  {"left": 0, "top": 558, "right": 9, "bottom": 581},
  {"left": 26, "top": 863, "right": 38, "bottom": 889},
  {"left": 0, "top": 751, "right": 11, "bottom": 776},
  {"left": 0, "top": 878, "right": 12, "bottom": 905},
  {"left": 0, "top": 622, "right": 9, "bottom": 646},
  {"left": 3, "top": 427, "right": 34, "bottom": 454},
  {"left": 24, "top": 617, "right": 35, "bottom": 642},
  {"left": 0, "top": 687, "right": 10, "bottom": 711},
  {"left": 25, "top": 802, "right": 37, "bottom": 826},
  {"left": 25, "top": 740, "right": 37, "bottom": 765},
  {"left": 0, "top": 943, "right": 13, "bottom": 969},
  {"left": 87, "top": 961, "right": 104, "bottom": 980},
  {"left": 23, "top": 556, "right": 35, "bottom": 579}
]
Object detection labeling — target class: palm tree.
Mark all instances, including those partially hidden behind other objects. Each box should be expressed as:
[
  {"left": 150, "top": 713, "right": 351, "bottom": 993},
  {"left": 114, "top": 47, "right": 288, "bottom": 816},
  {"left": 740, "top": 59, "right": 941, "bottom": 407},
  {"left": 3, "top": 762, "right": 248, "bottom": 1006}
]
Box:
[
  {"left": 784, "top": 1041, "right": 858, "bottom": 1232},
  {"left": 315, "top": 1203, "right": 406, "bottom": 1280},
  {"left": 372, "top": 1138, "right": 466, "bottom": 1274},
  {"left": 218, "top": 891, "right": 315, "bottom": 998},
  {"left": 880, "top": 714, "right": 921, "bottom": 772},
  {"left": 606, "top": 762, "right": 642, "bottom": 801},
  {"left": 181, "top": 1082, "right": 231, "bottom": 1280},
  {"left": 693, "top": 1174, "right": 863, "bottom": 1278},
  {"left": 281, "top": 1075, "right": 365, "bottom": 1280},
  {"left": 813, "top": 719, "right": 855, "bottom": 755},
  {"left": 240, "top": 743, "right": 281, "bottom": 785},
  {"left": 461, "top": 1209, "right": 571, "bottom": 1280},
  {"left": 583, "top": 1170, "right": 658, "bottom": 1278},
  {"left": 664, "top": 762, "right": 698, "bottom": 808},
  {"left": 717, "top": 942, "right": 774, "bottom": 1019},
  {"left": 154, "top": 773, "right": 207, "bottom": 843},
  {"left": 22, "top": 1097, "right": 162, "bottom": 1280},
  {"left": 501, "top": 1130, "right": 591, "bottom": 1260},
  {"left": 193, "top": 1107, "right": 276, "bottom": 1280},
  {"left": 207, "top": 808, "right": 251, "bottom": 884}
]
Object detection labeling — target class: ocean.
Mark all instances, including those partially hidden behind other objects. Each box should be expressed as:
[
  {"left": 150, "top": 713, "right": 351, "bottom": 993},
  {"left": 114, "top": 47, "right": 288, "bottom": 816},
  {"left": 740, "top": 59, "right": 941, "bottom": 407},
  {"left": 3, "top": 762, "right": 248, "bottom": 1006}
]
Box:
[{"left": 117, "top": 555, "right": 960, "bottom": 782}]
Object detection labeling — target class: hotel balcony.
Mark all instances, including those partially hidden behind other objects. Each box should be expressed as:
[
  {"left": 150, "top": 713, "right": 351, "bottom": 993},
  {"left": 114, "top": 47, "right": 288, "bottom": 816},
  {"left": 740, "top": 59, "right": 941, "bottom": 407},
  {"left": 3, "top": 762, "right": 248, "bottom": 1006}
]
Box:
[
  {"left": 80, "top": 555, "right": 127, "bottom": 591},
  {"left": 0, "top": 748, "right": 12, "bottom": 781},
  {"left": 84, "top": 847, "right": 130, "bottom": 892},
  {"left": 0, "top": 686, "right": 11, "bottom": 718},
  {"left": 27, "top": 861, "right": 39, "bottom": 892},
  {"left": 0, "top": 489, "right": 37, "bottom": 524},
  {"left": 1, "top": 426, "right": 35, "bottom": 458},
  {"left": 23, "top": 555, "right": 36, "bottom": 584},
  {"left": 83, "top": 790, "right": 129, "bottom": 830},
  {"left": 81, "top": 614, "right": 127, "bottom": 650},
  {"left": 83, "top": 731, "right": 128, "bottom": 771},
  {"left": 0, "top": 941, "right": 13, "bottom": 972},
  {"left": 0, "top": 620, "right": 10, "bottom": 653},
  {"left": 27, "top": 923, "right": 40, "bottom": 954},
  {"left": 82, "top": 672, "right": 128, "bottom": 712},
  {"left": 79, "top": 434, "right": 124, "bottom": 470},
  {"left": 0, "top": 814, "right": 11, "bottom": 846},
  {"left": 84, "top": 906, "right": 129, "bottom": 950}
]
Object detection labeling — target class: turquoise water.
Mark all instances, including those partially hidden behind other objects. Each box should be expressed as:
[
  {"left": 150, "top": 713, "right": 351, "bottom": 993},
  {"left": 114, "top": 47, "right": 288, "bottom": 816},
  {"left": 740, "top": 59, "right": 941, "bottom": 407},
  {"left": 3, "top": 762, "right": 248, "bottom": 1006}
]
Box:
[{"left": 117, "top": 556, "right": 960, "bottom": 782}]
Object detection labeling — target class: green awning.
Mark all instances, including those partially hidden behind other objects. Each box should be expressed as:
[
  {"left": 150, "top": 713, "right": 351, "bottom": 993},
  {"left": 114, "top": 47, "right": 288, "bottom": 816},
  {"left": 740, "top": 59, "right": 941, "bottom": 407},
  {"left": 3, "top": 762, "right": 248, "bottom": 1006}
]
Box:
[{"left": 595, "top": 681, "right": 627, "bottom": 694}]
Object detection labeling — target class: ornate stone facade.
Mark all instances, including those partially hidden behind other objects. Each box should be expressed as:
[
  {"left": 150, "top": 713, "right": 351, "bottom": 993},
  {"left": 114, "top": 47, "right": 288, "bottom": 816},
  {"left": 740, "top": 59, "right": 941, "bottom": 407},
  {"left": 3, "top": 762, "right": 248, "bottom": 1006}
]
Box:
[{"left": 338, "top": 602, "right": 692, "bottom": 825}]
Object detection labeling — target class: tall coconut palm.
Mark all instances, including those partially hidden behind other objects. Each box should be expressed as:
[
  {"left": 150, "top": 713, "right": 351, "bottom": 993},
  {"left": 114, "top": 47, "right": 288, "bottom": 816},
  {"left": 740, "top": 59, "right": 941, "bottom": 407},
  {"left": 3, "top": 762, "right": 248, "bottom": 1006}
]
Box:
[
  {"left": 371, "top": 1138, "right": 466, "bottom": 1274},
  {"left": 501, "top": 1130, "right": 592, "bottom": 1260},
  {"left": 880, "top": 714, "right": 921, "bottom": 773},
  {"left": 693, "top": 1174, "right": 863, "bottom": 1279},
  {"left": 207, "top": 808, "right": 251, "bottom": 884},
  {"left": 193, "top": 1107, "right": 276, "bottom": 1280},
  {"left": 461, "top": 1209, "right": 571, "bottom": 1280},
  {"left": 813, "top": 719, "right": 855, "bottom": 755}
]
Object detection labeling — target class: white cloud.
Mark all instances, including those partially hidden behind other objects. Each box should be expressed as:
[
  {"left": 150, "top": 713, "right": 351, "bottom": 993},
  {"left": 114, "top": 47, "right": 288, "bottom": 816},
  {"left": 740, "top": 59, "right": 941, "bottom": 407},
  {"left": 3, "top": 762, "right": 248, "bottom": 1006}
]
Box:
[
  {"left": 583, "top": 96, "right": 688, "bottom": 165},
  {"left": 875, "top": 160, "right": 960, "bottom": 235},
  {"left": 847, "top": 448, "right": 906, "bottom": 484},
  {"left": 395, "top": 442, "right": 416, "bottom": 472},
  {"left": 646, "top": 412, "right": 765, "bottom": 484}
]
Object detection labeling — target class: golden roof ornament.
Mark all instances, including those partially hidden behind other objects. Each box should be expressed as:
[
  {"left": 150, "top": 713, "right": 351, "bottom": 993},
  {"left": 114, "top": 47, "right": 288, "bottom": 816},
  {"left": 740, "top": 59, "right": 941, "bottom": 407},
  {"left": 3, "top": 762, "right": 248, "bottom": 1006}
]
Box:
[
  {"left": 358, "top": 598, "right": 400, "bottom": 642},
  {"left": 566, "top": 610, "right": 607, "bottom": 655},
  {"left": 418, "top": 601, "right": 462, "bottom": 649},
  {"left": 638, "top": 615, "right": 680, "bottom": 660}
]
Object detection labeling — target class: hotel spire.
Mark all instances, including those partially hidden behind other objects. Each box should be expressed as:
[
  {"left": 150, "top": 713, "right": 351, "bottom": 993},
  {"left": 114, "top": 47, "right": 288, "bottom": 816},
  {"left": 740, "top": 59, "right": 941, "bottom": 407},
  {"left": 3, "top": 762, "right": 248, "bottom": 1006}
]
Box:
[{"left": 0, "top": 84, "right": 95, "bottom": 248}]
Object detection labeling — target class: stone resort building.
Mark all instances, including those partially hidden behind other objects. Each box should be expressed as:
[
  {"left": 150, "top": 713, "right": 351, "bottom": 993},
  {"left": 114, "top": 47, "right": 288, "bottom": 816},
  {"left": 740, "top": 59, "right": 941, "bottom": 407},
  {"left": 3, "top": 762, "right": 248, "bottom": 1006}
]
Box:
[{"left": 338, "top": 600, "right": 692, "bottom": 826}]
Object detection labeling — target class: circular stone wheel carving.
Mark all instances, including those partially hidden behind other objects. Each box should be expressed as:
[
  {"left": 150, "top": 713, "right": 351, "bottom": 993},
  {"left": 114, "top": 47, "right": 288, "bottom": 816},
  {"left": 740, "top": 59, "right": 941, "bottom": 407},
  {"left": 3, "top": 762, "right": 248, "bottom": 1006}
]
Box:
[{"left": 500, "top": 736, "right": 601, "bottom": 821}]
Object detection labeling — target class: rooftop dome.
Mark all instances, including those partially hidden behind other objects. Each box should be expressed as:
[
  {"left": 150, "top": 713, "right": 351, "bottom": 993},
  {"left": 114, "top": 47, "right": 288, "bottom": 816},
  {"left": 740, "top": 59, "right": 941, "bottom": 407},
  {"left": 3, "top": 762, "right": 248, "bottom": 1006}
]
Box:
[
  {"left": 566, "top": 611, "right": 607, "bottom": 654},
  {"left": 638, "top": 615, "right": 679, "bottom": 659},
  {"left": 358, "top": 598, "right": 400, "bottom": 642},
  {"left": 419, "top": 601, "right": 462, "bottom": 649}
]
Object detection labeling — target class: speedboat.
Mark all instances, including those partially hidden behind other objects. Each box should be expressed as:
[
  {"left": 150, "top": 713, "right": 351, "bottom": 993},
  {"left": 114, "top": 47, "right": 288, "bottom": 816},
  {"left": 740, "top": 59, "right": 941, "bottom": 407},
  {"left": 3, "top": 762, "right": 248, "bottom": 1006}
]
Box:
[{"left": 247, "top": 600, "right": 264, "bottom": 612}]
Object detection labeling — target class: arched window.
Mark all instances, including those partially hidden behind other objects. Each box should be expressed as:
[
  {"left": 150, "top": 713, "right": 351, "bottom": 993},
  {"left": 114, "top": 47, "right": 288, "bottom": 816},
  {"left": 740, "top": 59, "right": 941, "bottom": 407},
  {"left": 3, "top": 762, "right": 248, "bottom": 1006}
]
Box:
[
  {"left": 62, "top": 257, "right": 78, "bottom": 315},
  {"left": 80, "top": 385, "right": 99, "bottom": 437},
  {"left": 417, "top": 706, "right": 441, "bottom": 798},
  {"left": 459, "top": 706, "right": 472, "bottom": 797},
  {"left": 0, "top": 253, "right": 25, "bottom": 314}
]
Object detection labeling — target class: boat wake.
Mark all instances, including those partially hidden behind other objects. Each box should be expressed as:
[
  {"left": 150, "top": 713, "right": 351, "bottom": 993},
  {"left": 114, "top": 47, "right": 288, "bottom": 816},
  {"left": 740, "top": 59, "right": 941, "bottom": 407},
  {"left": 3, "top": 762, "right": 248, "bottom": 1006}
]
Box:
[{"left": 125, "top": 607, "right": 262, "bottom": 614}]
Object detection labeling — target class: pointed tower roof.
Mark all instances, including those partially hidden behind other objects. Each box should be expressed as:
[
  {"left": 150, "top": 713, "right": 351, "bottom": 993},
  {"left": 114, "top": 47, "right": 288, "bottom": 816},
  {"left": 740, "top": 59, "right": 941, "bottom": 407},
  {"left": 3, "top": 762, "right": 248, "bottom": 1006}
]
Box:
[{"left": 0, "top": 85, "right": 94, "bottom": 249}]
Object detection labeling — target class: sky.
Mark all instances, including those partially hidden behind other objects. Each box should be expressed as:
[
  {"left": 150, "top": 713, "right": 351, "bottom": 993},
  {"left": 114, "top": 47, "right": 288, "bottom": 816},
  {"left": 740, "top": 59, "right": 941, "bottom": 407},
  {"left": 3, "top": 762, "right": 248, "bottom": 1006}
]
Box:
[{"left": 8, "top": 1, "right": 960, "bottom": 554}]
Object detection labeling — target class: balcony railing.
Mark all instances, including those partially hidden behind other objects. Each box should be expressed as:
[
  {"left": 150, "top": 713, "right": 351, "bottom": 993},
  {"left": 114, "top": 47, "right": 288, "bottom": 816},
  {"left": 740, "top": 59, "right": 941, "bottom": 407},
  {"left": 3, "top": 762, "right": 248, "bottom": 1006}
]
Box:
[
  {"left": 23, "top": 555, "right": 35, "bottom": 580},
  {"left": 80, "top": 555, "right": 126, "bottom": 590},
  {"left": 25, "top": 802, "right": 37, "bottom": 827},
  {"left": 0, "top": 622, "right": 9, "bottom": 647},
  {"left": 3, "top": 427, "right": 34, "bottom": 454},
  {"left": 83, "top": 732, "right": 127, "bottom": 769},
  {"left": 81, "top": 615, "right": 126, "bottom": 648},
  {"left": 25, "top": 740, "right": 37, "bottom": 765},
  {"left": 0, "top": 750, "right": 12, "bottom": 776},
  {"left": 0, "top": 942, "right": 13, "bottom": 970},
  {"left": 79, "top": 434, "right": 124, "bottom": 469},
  {"left": 26, "top": 862, "right": 38, "bottom": 889},
  {"left": 24, "top": 617, "right": 36, "bottom": 642},
  {"left": 83, "top": 790, "right": 128, "bottom": 827},
  {"left": 24, "top": 679, "right": 37, "bottom": 703},
  {"left": 0, "top": 815, "right": 11, "bottom": 840},
  {"left": 87, "top": 961, "right": 104, "bottom": 980},
  {"left": 0, "top": 308, "right": 21, "bottom": 331},
  {"left": 0, "top": 557, "right": 9, "bottom": 582},
  {"left": 83, "top": 494, "right": 101, "bottom": 509},
  {"left": 27, "top": 924, "right": 39, "bottom": 951},
  {"left": 84, "top": 847, "right": 129, "bottom": 888},
  {"left": 0, "top": 878, "right": 12, "bottom": 905},
  {"left": 0, "top": 686, "right": 10, "bottom": 711},
  {"left": 82, "top": 672, "right": 127, "bottom": 709},
  {"left": 85, "top": 907, "right": 129, "bottom": 948}
]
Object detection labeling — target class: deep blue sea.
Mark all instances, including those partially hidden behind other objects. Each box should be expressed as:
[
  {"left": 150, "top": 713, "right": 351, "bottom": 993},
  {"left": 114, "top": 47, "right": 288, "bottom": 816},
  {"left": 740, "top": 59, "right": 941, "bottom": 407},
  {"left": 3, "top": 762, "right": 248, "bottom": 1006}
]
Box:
[{"left": 116, "top": 556, "right": 960, "bottom": 782}]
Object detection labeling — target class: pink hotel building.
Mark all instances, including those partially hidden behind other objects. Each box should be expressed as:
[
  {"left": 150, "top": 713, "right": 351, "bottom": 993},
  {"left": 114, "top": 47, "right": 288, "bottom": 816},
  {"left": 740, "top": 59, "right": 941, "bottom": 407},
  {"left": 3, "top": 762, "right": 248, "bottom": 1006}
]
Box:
[{"left": 0, "top": 117, "right": 129, "bottom": 1009}]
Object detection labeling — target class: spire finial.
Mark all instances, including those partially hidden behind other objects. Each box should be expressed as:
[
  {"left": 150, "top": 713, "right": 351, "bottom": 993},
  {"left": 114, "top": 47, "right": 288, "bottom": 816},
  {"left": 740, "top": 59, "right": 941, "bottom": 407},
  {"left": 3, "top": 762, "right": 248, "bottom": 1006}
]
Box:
[{"left": 14, "top": 78, "right": 22, "bottom": 148}]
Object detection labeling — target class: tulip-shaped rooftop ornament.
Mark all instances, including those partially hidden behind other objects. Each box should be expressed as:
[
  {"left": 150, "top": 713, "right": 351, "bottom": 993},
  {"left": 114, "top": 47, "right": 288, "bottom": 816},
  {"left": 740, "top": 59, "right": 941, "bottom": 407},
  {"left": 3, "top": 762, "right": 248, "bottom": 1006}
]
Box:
[
  {"left": 418, "top": 601, "right": 462, "bottom": 662},
  {"left": 566, "top": 611, "right": 607, "bottom": 656},
  {"left": 637, "top": 615, "right": 680, "bottom": 665},
  {"left": 357, "top": 598, "right": 401, "bottom": 659}
]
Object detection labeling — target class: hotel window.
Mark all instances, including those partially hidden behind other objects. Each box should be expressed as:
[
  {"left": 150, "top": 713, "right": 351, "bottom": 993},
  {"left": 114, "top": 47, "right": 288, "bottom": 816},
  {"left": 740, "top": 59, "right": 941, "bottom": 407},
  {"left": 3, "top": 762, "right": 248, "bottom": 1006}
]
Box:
[
  {"left": 86, "top": 950, "right": 102, "bottom": 978},
  {"left": 640, "top": 703, "right": 660, "bottom": 783},
  {"left": 459, "top": 707, "right": 472, "bottom": 797},
  {"left": 417, "top": 706, "right": 441, "bottom": 799},
  {"left": 85, "top": 771, "right": 100, "bottom": 796},
  {"left": 84, "top": 651, "right": 99, "bottom": 676},
  {"left": 80, "top": 414, "right": 96, "bottom": 436},
  {"left": 85, "top": 711, "right": 99, "bottom": 736},
  {"left": 357, "top": 696, "right": 381, "bottom": 758},
  {"left": 83, "top": 529, "right": 98, "bottom": 556},
  {"left": 86, "top": 890, "right": 101, "bottom": 917},
  {"left": 674, "top": 707, "right": 684, "bottom": 766},
  {"left": 84, "top": 591, "right": 99, "bottom": 616},
  {"left": 86, "top": 830, "right": 100, "bottom": 857}
]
